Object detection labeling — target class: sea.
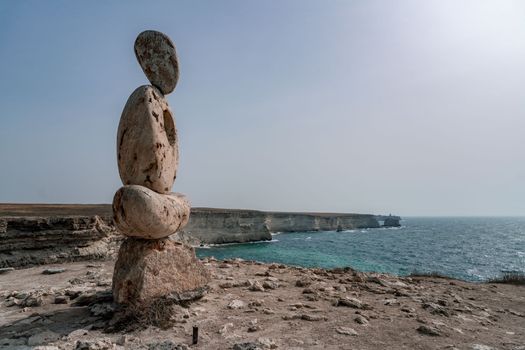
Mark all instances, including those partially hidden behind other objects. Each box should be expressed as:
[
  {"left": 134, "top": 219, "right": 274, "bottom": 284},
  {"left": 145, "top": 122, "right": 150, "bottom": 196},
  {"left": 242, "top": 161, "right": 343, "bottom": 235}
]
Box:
[{"left": 196, "top": 217, "right": 525, "bottom": 282}]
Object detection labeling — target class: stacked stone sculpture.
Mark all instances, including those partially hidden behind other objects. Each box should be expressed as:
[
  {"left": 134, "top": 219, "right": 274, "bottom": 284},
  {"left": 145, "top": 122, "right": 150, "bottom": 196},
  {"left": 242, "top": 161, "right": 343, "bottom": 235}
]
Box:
[{"left": 112, "top": 30, "right": 210, "bottom": 306}]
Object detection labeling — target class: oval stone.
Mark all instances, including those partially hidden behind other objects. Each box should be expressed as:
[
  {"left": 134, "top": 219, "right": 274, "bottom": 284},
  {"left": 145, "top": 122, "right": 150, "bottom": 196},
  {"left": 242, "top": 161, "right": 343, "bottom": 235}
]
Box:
[
  {"left": 134, "top": 30, "right": 179, "bottom": 95},
  {"left": 117, "top": 85, "right": 178, "bottom": 194},
  {"left": 113, "top": 185, "right": 191, "bottom": 239}
]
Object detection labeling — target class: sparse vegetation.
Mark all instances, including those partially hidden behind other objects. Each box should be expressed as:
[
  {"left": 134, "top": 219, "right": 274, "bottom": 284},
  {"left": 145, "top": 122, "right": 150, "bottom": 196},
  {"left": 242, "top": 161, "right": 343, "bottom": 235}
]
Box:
[
  {"left": 488, "top": 271, "right": 525, "bottom": 285},
  {"left": 408, "top": 271, "right": 453, "bottom": 279},
  {"left": 109, "top": 298, "right": 182, "bottom": 332}
]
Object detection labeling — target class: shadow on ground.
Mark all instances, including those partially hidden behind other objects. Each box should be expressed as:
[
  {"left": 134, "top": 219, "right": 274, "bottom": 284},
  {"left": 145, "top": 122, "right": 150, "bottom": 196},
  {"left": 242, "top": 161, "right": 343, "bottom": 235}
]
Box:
[{"left": 0, "top": 304, "right": 109, "bottom": 347}]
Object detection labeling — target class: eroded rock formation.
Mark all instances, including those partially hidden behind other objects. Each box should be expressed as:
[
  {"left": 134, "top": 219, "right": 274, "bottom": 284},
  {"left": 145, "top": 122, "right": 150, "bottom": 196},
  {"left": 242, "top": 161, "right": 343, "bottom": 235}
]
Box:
[
  {"left": 0, "top": 206, "right": 386, "bottom": 268},
  {"left": 0, "top": 215, "right": 119, "bottom": 268}
]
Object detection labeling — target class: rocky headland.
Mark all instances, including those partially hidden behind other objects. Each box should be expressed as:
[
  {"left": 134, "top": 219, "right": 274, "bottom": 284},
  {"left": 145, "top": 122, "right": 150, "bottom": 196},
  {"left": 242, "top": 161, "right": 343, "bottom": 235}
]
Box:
[{"left": 0, "top": 204, "right": 392, "bottom": 268}]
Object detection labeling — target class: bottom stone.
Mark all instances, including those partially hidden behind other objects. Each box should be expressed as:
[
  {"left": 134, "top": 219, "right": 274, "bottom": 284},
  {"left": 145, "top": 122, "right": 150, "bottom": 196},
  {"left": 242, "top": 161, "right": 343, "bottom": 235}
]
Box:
[{"left": 112, "top": 238, "right": 210, "bottom": 305}]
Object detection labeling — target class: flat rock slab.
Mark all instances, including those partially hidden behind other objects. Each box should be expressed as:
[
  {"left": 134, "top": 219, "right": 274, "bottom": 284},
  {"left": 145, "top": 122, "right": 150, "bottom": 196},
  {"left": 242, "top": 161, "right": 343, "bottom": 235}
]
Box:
[
  {"left": 134, "top": 30, "right": 179, "bottom": 95},
  {"left": 112, "top": 238, "right": 210, "bottom": 305}
]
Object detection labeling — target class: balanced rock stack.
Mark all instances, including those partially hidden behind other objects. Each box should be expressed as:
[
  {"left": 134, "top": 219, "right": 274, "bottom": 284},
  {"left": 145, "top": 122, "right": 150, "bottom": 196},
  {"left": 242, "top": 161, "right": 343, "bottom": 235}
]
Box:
[{"left": 112, "top": 30, "right": 210, "bottom": 306}]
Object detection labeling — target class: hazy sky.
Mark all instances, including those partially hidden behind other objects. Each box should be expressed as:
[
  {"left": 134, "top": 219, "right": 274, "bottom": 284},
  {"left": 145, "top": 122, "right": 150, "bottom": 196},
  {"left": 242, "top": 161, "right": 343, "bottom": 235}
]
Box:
[{"left": 1, "top": 1, "right": 525, "bottom": 216}]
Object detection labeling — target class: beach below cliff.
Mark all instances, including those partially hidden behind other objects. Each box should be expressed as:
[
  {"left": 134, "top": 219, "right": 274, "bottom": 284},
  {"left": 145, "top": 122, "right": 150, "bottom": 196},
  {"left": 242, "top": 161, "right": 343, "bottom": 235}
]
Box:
[{"left": 0, "top": 258, "right": 523, "bottom": 350}]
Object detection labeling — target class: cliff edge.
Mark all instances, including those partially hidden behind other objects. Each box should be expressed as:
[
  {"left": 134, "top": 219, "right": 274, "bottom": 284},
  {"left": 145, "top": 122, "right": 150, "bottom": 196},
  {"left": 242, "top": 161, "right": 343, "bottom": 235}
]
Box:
[{"left": 0, "top": 204, "right": 391, "bottom": 268}]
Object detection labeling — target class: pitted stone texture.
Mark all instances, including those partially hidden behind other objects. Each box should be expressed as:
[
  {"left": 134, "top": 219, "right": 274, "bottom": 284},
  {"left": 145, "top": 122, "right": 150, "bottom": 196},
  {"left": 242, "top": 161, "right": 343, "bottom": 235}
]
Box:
[
  {"left": 117, "top": 85, "right": 178, "bottom": 194},
  {"left": 113, "top": 185, "right": 190, "bottom": 239},
  {"left": 134, "top": 30, "right": 179, "bottom": 95},
  {"left": 112, "top": 238, "right": 210, "bottom": 305}
]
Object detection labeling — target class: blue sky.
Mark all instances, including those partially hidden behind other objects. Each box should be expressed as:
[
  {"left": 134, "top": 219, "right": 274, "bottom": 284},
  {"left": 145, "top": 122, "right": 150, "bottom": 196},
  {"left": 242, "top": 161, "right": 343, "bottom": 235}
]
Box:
[{"left": 1, "top": 1, "right": 525, "bottom": 216}]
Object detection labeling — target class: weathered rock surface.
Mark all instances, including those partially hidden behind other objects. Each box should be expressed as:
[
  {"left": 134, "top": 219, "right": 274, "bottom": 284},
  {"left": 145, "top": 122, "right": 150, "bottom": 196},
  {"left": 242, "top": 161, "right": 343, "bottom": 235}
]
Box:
[
  {"left": 265, "top": 211, "right": 380, "bottom": 232},
  {"left": 112, "top": 185, "right": 190, "bottom": 239},
  {"left": 178, "top": 209, "right": 382, "bottom": 245},
  {"left": 0, "top": 204, "right": 389, "bottom": 267},
  {"left": 117, "top": 85, "right": 178, "bottom": 194},
  {"left": 134, "top": 30, "right": 179, "bottom": 95},
  {"left": 177, "top": 208, "right": 271, "bottom": 245},
  {"left": 0, "top": 215, "right": 119, "bottom": 268},
  {"left": 112, "top": 238, "right": 210, "bottom": 305}
]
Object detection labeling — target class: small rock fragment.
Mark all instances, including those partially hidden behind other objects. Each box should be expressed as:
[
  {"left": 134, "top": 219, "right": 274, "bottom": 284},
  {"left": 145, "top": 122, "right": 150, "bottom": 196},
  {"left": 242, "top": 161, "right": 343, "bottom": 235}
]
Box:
[
  {"left": 147, "top": 340, "right": 189, "bottom": 350},
  {"left": 401, "top": 306, "right": 416, "bottom": 313},
  {"left": 54, "top": 296, "right": 68, "bottom": 304},
  {"left": 301, "top": 314, "right": 327, "bottom": 321},
  {"left": 248, "top": 280, "right": 265, "bottom": 292},
  {"left": 334, "top": 297, "right": 367, "bottom": 309},
  {"left": 295, "top": 278, "right": 312, "bottom": 287},
  {"left": 13, "top": 291, "right": 28, "bottom": 299},
  {"left": 262, "top": 308, "right": 275, "bottom": 315},
  {"left": 67, "top": 329, "right": 89, "bottom": 340},
  {"left": 262, "top": 281, "right": 278, "bottom": 290},
  {"left": 248, "top": 318, "right": 260, "bottom": 332},
  {"left": 42, "top": 268, "right": 66, "bottom": 275},
  {"left": 257, "top": 337, "right": 277, "bottom": 349},
  {"left": 75, "top": 338, "right": 113, "bottom": 350},
  {"left": 219, "top": 281, "right": 234, "bottom": 288},
  {"left": 422, "top": 302, "right": 450, "bottom": 317},
  {"left": 218, "top": 322, "right": 234, "bottom": 335},
  {"left": 233, "top": 343, "right": 263, "bottom": 350},
  {"left": 282, "top": 313, "right": 302, "bottom": 320},
  {"left": 470, "top": 345, "right": 495, "bottom": 350},
  {"left": 354, "top": 315, "right": 369, "bottom": 325},
  {"left": 227, "top": 299, "right": 246, "bottom": 310},
  {"left": 417, "top": 325, "right": 442, "bottom": 336},
  {"left": 336, "top": 327, "right": 358, "bottom": 336},
  {"left": 23, "top": 295, "right": 43, "bottom": 307},
  {"left": 304, "top": 294, "right": 319, "bottom": 301}
]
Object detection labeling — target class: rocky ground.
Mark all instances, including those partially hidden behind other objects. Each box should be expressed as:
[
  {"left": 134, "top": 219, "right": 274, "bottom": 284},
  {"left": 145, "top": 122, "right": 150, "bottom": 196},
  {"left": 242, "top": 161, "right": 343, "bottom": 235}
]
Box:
[{"left": 0, "top": 258, "right": 523, "bottom": 350}]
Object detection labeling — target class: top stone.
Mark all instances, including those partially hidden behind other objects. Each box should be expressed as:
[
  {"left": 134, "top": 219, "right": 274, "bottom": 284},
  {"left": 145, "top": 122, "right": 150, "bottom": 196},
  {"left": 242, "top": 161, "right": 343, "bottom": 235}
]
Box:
[{"left": 134, "top": 30, "right": 179, "bottom": 95}]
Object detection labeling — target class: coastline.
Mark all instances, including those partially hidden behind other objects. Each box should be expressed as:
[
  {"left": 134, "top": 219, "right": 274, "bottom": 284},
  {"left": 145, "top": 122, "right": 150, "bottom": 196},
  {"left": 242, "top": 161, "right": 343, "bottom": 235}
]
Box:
[{"left": 0, "top": 203, "right": 394, "bottom": 268}]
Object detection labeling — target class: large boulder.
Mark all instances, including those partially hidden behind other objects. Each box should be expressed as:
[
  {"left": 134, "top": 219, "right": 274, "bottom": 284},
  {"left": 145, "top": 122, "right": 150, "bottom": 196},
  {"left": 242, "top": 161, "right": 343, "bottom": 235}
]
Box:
[
  {"left": 112, "top": 238, "right": 210, "bottom": 305},
  {"left": 112, "top": 185, "right": 190, "bottom": 239},
  {"left": 117, "top": 85, "right": 178, "bottom": 194}
]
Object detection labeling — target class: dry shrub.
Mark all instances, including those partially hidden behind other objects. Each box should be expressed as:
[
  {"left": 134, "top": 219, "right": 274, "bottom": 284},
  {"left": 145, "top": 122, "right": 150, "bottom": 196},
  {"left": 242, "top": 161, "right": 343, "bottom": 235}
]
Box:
[
  {"left": 408, "top": 271, "right": 453, "bottom": 279},
  {"left": 489, "top": 271, "right": 525, "bottom": 285},
  {"left": 109, "top": 298, "right": 184, "bottom": 332}
]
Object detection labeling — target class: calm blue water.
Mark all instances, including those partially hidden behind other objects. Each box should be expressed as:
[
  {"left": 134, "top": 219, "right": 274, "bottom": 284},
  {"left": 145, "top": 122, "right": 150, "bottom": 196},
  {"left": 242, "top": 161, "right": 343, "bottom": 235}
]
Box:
[{"left": 197, "top": 217, "right": 525, "bottom": 282}]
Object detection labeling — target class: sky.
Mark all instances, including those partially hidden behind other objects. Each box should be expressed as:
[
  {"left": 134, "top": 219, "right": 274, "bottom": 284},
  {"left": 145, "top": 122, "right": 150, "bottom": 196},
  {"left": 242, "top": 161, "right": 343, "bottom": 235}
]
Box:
[{"left": 1, "top": 0, "right": 525, "bottom": 216}]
